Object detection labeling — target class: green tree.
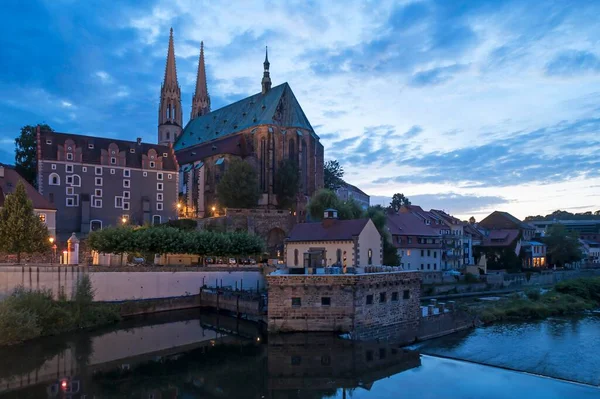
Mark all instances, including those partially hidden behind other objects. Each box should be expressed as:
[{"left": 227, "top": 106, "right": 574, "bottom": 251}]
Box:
[
  {"left": 389, "top": 193, "right": 411, "bottom": 213},
  {"left": 0, "top": 181, "right": 49, "bottom": 263},
  {"left": 337, "top": 198, "right": 364, "bottom": 220},
  {"left": 15, "top": 124, "right": 53, "bottom": 187},
  {"left": 274, "top": 159, "right": 299, "bottom": 209},
  {"left": 216, "top": 159, "right": 260, "bottom": 209},
  {"left": 367, "top": 205, "right": 400, "bottom": 266},
  {"left": 324, "top": 160, "right": 344, "bottom": 190},
  {"left": 307, "top": 189, "right": 339, "bottom": 221},
  {"left": 542, "top": 224, "right": 583, "bottom": 267}
]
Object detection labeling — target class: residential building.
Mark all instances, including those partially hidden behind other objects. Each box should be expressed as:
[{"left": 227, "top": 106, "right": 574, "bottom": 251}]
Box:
[
  {"left": 0, "top": 165, "right": 56, "bottom": 237},
  {"left": 579, "top": 239, "right": 600, "bottom": 264},
  {"left": 37, "top": 130, "right": 179, "bottom": 239},
  {"left": 529, "top": 219, "right": 600, "bottom": 241},
  {"left": 522, "top": 241, "right": 547, "bottom": 267},
  {"left": 284, "top": 209, "right": 382, "bottom": 271},
  {"left": 335, "top": 182, "right": 370, "bottom": 210},
  {"left": 479, "top": 211, "right": 536, "bottom": 240},
  {"left": 430, "top": 209, "right": 470, "bottom": 267},
  {"left": 387, "top": 211, "right": 443, "bottom": 271},
  {"left": 161, "top": 30, "right": 323, "bottom": 218}
]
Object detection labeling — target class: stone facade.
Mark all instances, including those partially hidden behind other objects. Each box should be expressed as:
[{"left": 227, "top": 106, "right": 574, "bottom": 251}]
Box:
[{"left": 266, "top": 271, "right": 421, "bottom": 338}]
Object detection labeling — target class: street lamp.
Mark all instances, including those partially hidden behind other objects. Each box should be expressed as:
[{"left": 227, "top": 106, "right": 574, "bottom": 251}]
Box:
[
  {"left": 121, "top": 216, "right": 127, "bottom": 224},
  {"left": 49, "top": 237, "right": 55, "bottom": 264}
]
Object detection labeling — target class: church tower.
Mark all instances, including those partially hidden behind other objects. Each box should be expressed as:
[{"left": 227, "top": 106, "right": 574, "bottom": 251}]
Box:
[
  {"left": 158, "top": 28, "right": 183, "bottom": 146},
  {"left": 190, "top": 41, "right": 211, "bottom": 120},
  {"left": 261, "top": 46, "right": 272, "bottom": 94}
]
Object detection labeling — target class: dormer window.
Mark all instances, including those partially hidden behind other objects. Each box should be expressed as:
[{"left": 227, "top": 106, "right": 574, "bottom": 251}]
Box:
[
  {"left": 149, "top": 161, "right": 155, "bottom": 168},
  {"left": 66, "top": 153, "right": 73, "bottom": 161},
  {"left": 426, "top": 220, "right": 431, "bottom": 225},
  {"left": 110, "top": 157, "right": 116, "bottom": 165}
]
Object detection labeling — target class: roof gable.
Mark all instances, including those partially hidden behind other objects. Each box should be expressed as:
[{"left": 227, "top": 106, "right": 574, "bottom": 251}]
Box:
[
  {"left": 287, "top": 218, "right": 370, "bottom": 242},
  {"left": 175, "top": 83, "right": 316, "bottom": 151},
  {"left": 0, "top": 166, "right": 56, "bottom": 210}
]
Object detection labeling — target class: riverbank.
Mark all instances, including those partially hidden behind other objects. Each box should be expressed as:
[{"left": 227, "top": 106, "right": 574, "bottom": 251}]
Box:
[{"left": 466, "top": 277, "right": 600, "bottom": 323}]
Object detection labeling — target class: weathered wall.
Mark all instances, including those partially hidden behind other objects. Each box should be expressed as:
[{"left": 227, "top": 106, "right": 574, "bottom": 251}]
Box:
[
  {"left": 198, "top": 289, "right": 264, "bottom": 316},
  {"left": 357, "top": 219, "right": 383, "bottom": 266},
  {"left": 266, "top": 271, "right": 422, "bottom": 336},
  {"left": 418, "top": 310, "right": 475, "bottom": 341},
  {"left": 0, "top": 267, "right": 265, "bottom": 301}
]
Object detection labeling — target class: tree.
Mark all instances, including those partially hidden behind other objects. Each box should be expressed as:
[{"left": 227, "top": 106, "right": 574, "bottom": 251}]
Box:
[
  {"left": 0, "top": 181, "right": 49, "bottom": 263},
  {"left": 15, "top": 124, "right": 53, "bottom": 188},
  {"left": 274, "top": 159, "right": 299, "bottom": 209},
  {"left": 367, "top": 205, "right": 400, "bottom": 265},
  {"left": 216, "top": 159, "right": 260, "bottom": 209},
  {"left": 324, "top": 160, "right": 344, "bottom": 191},
  {"left": 307, "top": 189, "right": 339, "bottom": 221},
  {"left": 542, "top": 224, "right": 583, "bottom": 267},
  {"left": 389, "top": 193, "right": 411, "bottom": 213},
  {"left": 337, "top": 198, "right": 364, "bottom": 220}
]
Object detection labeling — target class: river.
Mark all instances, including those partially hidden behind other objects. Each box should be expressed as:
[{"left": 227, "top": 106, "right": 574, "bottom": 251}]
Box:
[{"left": 0, "top": 310, "right": 598, "bottom": 398}]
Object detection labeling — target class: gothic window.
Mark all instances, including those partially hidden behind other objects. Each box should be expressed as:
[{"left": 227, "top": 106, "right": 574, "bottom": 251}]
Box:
[
  {"left": 166, "top": 132, "right": 170, "bottom": 140},
  {"left": 260, "top": 138, "right": 267, "bottom": 192},
  {"left": 166, "top": 105, "right": 170, "bottom": 119},
  {"left": 294, "top": 249, "right": 299, "bottom": 266},
  {"left": 336, "top": 249, "right": 342, "bottom": 264},
  {"left": 173, "top": 105, "right": 176, "bottom": 119},
  {"left": 301, "top": 140, "right": 308, "bottom": 193},
  {"left": 153, "top": 215, "right": 161, "bottom": 225},
  {"left": 49, "top": 173, "right": 60, "bottom": 186},
  {"left": 288, "top": 139, "right": 295, "bottom": 161},
  {"left": 368, "top": 249, "right": 373, "bottom": 265}
]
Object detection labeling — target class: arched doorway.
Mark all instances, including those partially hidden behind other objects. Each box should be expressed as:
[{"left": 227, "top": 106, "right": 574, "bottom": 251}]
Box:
[{"left": 266, "top": 228, "right": 286, "bottom": 258}]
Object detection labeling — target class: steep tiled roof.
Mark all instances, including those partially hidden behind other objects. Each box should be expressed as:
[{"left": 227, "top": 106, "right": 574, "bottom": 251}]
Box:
[
  {"left": 387, "top": 212, "right": 440, "bottom": 237},
  {"left": 0, "top": 166, "right": 55, "bottom": 210},
  {"left": 482, "top": 229, "right": 520, "bottom": 247},
  {"left": 175, "top": 83, "right": 316, "bottom": 151},
  {"left": 39, "top": 131, "right": 178, "bottom": 171},
  {"left": 287, "top": 218, "right": 370, "bottom": 242}
]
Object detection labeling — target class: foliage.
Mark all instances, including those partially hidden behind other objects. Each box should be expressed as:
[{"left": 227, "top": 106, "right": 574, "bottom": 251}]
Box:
[
  {"left": 525, "top": 209, "right": 600, "bottom": 221},
  {"left": 525, "top": 289, "right": 541, "bottom": 301},
  {"left": 216, "top": 159, "right": 260, "bottom": 208},
  {"left": 307, "top": 189, "right": 340, "bottom": 221},
  {"left": 88, "top": 226, "right": 265, "bottom": 257},
  {"left": 383, "top": 238, "right": 400, "bottom": 266},
  {"left": 389, "top": 193, "right": 411, "bottom": 213},
  {"left": 367, "top": 205, "right": 387, "bottom": 233},
  {"left": 465, "top": 272, "right": 479, "bottom": 283},
  {"left": 0, "top": 279, "right": 120, "bottom": 346},
  {"left": 274, "top": 159, "right": 300, "bottom": 209},
  {"left": 555, "top": 277, "right": 600, "bottom": 302},
  {"left": 542, "top": 224, "right": 583, "bottom": 266},
  {"left": 337, "top": 198, "right": 364, "bottom": 220},
  {"left": 477, "top": 245, "right": 522, "bottom": 272},
  {"left": 0, "top": 181, "right": 50, "bottom": 263},
  {"left": 14, "top": 124, "right": 53, "bottom": 187},
  {"left": 323, "top": 160, "right": 344, "bottom": 191},
  {"left": 161, "top": 219, "right": 198, "bottom": 231}
]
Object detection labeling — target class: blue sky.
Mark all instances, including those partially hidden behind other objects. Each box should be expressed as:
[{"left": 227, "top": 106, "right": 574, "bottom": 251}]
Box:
[{"left": 1, "top": 0, "right": 599, "bottom": 220}]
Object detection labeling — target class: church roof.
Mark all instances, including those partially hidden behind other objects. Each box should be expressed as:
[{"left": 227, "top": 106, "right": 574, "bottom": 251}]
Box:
[{"left": 174, "top": 82, "right": 316, "bottom": 151}]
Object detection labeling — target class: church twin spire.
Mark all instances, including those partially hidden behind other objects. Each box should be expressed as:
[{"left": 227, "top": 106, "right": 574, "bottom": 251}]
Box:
[{"left": 159, "top": 30, "right": 273, "bottom": 145}]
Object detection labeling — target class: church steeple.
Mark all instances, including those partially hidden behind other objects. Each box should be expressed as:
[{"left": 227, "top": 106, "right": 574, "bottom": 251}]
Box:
[
  {"left": 261, "top": 46, "right": 272, "bottom": 94},
  {"left": 190, "top": 41, "right": 211, "bottom": 120},
  {"left": 158, "top": 27, "right": 183, "bottom": 146}
]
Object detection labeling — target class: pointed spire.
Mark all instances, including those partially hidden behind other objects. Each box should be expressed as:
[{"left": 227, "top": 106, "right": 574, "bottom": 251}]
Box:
[
  {"left": 191, "top": 41, "right": 211, "bottom": 119},
  {"left": 261, "top": 46, "right": 272, "bottom": 94},
  {"left": 163, "top": 27, "right": 179, "bottom": 89}
]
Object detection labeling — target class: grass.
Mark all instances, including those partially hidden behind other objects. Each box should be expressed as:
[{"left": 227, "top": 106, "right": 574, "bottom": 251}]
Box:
[
  {"left": 0, "top": 275, "right": 121, "bottom": 346},
  {"left": 471, "top": 277, "right": 600, "bottom": 324}
]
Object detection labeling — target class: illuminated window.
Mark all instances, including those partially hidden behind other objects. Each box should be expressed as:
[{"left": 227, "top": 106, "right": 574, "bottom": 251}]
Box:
[{"left": 39, "top": 214, "right": 46, "bottom": 223}]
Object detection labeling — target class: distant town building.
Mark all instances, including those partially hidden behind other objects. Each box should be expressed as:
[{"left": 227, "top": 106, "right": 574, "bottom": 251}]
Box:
[
  {"left": 0, "top": 165, "right": 56, "bottom": 237},
  {"left": 36, "top": 129, "right": 179, "bottom": 239},
  {"left": 335, "top": 182, "right": 370, "bottom": 210},
  {"left": 529, "top": 219, "right": 600, "bottom": 242},
  {"left": 284, "top": 209, "right": 382, "bottom": 270}
]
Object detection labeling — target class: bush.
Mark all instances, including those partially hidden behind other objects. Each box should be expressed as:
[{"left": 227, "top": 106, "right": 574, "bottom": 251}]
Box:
[
  {"left": 0, "top": 301, "right": 41, "bottom": 345},
  {"left": 465, "top": 273, "right": 479, "bottom": 284},
  {"left": 525, "top": 289, "right": 541, "bottom": 301}
]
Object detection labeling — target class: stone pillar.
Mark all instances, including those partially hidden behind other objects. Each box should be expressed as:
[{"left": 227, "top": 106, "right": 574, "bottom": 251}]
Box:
[{"left": 66, "top": 233, "right": 80, "bottom": 265}]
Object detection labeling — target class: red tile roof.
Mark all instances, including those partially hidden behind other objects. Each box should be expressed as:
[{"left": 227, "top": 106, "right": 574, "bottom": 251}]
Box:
[
  {"left": 482, "top": 229, "right": 520, "bottom": 247},
  {"left": 0, "top": 166, "right": 56, "bottom": 210},
  {"left": 387, "top": 212, "right": 440, "bottom": 237},
  {"left": 287, "top": 218, "right": 371, "bottom": 242}
]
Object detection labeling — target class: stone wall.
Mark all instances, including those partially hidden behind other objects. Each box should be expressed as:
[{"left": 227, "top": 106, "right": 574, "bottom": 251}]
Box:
[
  {"left": 266, "top": 271, "right": 422, "bottom": 336},
  {"left": 418, "top": 310, "right": 475, "bottom": 341}
]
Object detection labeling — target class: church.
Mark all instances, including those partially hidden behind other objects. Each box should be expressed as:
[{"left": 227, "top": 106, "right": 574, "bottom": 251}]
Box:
[{"left": 158, "top": 29, "right": 324, "bottom": 219}]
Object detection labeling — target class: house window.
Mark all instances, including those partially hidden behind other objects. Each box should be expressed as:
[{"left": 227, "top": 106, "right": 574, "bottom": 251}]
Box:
[
  {"left": 157, "top": 193, "right": 163, "bottom": 201},
  {"left": 95, "top": 167, "right": 102, "bottom": 175},
  {"left": 421, "top": 264, "right": 424, "bottom": 270},
  {"left": 157, "top": 183, "right": 163, "bottom": 191},
  {"left": 168, "top": 173, "right": 172, "bottom": 179},
  {"left": 51, "top": 164, "right": 57, "bottom": 170},
  {"left": 92, "top": 198, "right": 102, "bottom": 208},
  {"left": 149, "top": 161, "right": 155, "bottom": 168},
  {"left": 336, "top": 249, "right": 342, "bottom": 263},
  {"left": 380, "top": 292, "right": 386, "bottom": 303},
  {"left": 163, "top": 153, "right": 168, "bottom": 157},
  {"left": 115, "top": 197, "right": 123, "bottom": 208},
  {"left": 403, "top": 290, "right": 410, "bottom": 300},
  {"left": 66, "top": 187, "right": 74, "bottom": 195},
  {"left": 66, "top": 164, "right": 74, "bottom": 173},
  {"left": 66, "top": 175, "right": 73, "bottom": 185},
  {"left": 366, "top": 350, "right": 374, "bottom": 362},
  {"left": 421, "top": 250, "right": 424, "bottom": 257},
  {"left": 39, "top": 214, "right": 46, "bottom": 223},
  {"left": 152, "top": 215, "right": 161, "bottom": 225},
  {"left": 110, "top": 157, "right": 116, "bottom": 165},
  {"left": 71, "top": 175, "right": 81, "bottom": 187},
  {"left": 143, "top": 171, "right": 148, "bottom": 177},
  {"left": 427, "top": 264, "right": 430, "bottom": 269},
  {"left": 157, "top": 202, "right": 163, "bottom": 211},
  {"left": 407, "top": 250, "right": 411, "bottom": 256},
  {"left": 110, "top": 169, "right": 115, "bottom": 175},
  {"left": 434, "top": 251, "right": 437, "bottom": 258},
  {"left": 427, "top": 250, "right": 431, "bottom": 256},
  {"left": 391, "top": 292, "right": 399, "bottom": 301},
  {"left": 49, "top": 173, "right": 60, "bottom": 185},
  {"left": 66, "top": 153, "right": 73, "bottom": 161},
  {"left": 366, "top": 295, "right": 374, "bottom": 305},
  {"left": 130, "top": 148, "right": 135, "bottom": 153},
  {"left": 121, "top": 214, "right": 129, "bottom": 223},
  {"left": 46, "top": 139, "right": 52, "bottom": 145},
  {"left": 292, "top": 297, "right": 301, "bottom": 307},
  {"left": 123, "top": 191, "right": 130, "bottom": 199},
  {"left": 321, "top": 297, "right": 331, "bottom": 306},
  {"left": 123, "top": 202, "right": 130, "bottom": 210},
  {"left": 124, "top": 169, "right": 131, "bottom": 177},
  {"left": 407, "top": 238, "right": 412, "bottom": 244},
  {"left": 294, "top": 249, "right": 299, "bottom": 266},
  {"left": 88, "top": 143, "right": 94, "bottom": 149},
  {"left": 66, "top": 197, "right": 76, "bottom": 207},
  {"left": 95, "top": 177, "right": 103, "bottom": 186},
  {"left": 95, "top": 189, "right": 102, "bottom": 197},
  {"left": 123, "top": 179, "right": 130, "bottom": 188},
  {"left": 434, "top": 263, "right": 437, "bottom": 270},
  {"left": 90, "top": 220, "right": 102, "bottom": 231},
  {"left": 368, "top": 248, "right": 373, "bottom": 265},
  {"left": 157, "top": 173, "right": 163, "bottom": 180},
  {"left": 82, "top": 166, "right": 87, "bottom": 172}
]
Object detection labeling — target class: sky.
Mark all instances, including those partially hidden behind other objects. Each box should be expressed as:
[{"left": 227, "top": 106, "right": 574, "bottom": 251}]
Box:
[{"left": 1, "top": 0, "right": 599, "bottom": 221}]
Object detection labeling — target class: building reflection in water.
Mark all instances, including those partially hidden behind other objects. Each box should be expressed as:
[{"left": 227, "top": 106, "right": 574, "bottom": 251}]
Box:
[{"left": 0, "top": 311, "right": 421, "bottom": 398}]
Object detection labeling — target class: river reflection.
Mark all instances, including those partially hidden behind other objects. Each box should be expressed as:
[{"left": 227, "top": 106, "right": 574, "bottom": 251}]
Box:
[{"left": 0, "top": 310, "right": 598, "bottom": 398}]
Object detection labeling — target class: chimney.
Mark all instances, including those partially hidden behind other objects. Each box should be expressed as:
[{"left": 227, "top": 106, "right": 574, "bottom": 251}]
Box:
[
  {"left": 136, "top": 137, "right": 142, "bottom": 145},
  {"left": 322, "top": 208, "right": 338, "bottom": 228}
]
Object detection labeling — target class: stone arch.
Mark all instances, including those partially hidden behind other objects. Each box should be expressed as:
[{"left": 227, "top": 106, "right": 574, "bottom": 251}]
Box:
[{"left": 266, "top": 227, "right": 286, "bottom": 258}]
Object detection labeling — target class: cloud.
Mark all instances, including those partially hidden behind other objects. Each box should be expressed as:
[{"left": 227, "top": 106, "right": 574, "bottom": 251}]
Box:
[
  {"left": 545, "top": 50, "right": 600, "bottom": 77},
  {"left": 409, "top": 64, "right": 469, "bottom": 87},
  {"left": 61, "top": 101, "right": 73, "bottom": 108},
  {"left": 403, "top": 125, "right": 423, "bottom": 138},
  {"left": 95, "top": 71, "right": 113, "bottom": 83}
]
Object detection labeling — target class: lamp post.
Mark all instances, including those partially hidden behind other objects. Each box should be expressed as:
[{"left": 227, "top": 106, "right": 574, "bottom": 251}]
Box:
[
  {"left": 211, "top": 205, "right": 217, "bottom": 217},
  {"left": 49, "top": 237, "right": 55, "bottom": 264},
  {"left": 121, "top": 216, "right": 127, "bottom": 224}
]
